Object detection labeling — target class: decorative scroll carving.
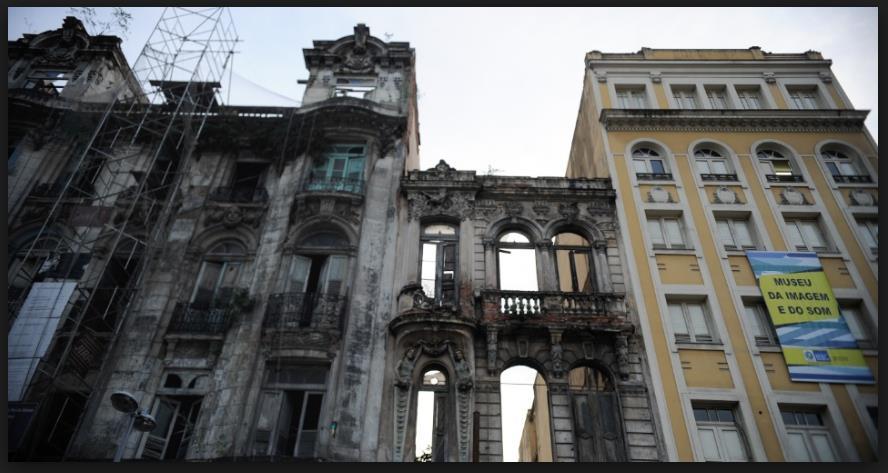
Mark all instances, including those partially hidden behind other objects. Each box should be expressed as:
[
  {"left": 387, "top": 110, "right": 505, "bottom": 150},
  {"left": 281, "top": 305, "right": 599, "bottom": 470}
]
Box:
[
  {"left": 206, "top": 204, "right": 266, "bottom": 228},
  {"left": 550, "top": 331, "right": 565, "bottom": 378},
  {"left": 615, "top": 335, "right": 630, "bottom": 380},
  {"left": 406, "top": 189, "right": 474, "bottom": 221}
]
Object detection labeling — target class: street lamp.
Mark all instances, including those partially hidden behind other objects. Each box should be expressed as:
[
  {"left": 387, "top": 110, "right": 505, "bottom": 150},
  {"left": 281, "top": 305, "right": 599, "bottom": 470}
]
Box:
[{"left": 110, "top": 391, "right": 157, "bottom": 462}]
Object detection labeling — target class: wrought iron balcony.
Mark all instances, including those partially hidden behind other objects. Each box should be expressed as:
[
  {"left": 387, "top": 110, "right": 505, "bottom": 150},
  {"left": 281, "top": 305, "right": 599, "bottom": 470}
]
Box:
[
  {"left": 264, "top": 292, "right": 347, "bottom": 331},
  {"left": 765, "top": 174, "right": 804, "bottom": 183},
  {"left": 831, "top": 174, "right": 873, "bottom": 184},
  {"left": 700, "top": 173, "right": 738, "bottom": 182},
  {"left": 207, "top": 186, "right": 269, "bottom": 204},
  {"left": 303, "top": 176, "right": 365, "bottom": 195},
  {"left": 480, "top": 290, "right": 625, "bottom": 322},
  {"left": 635, "top": 172, "right": 673, "bottom": 181},
  {"left": 168, "top": 304, "right": 233, "bottom": 334}
]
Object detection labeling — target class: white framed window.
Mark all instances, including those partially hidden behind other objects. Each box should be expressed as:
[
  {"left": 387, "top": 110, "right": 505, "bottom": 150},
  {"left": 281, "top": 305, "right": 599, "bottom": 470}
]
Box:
[
  {"left": 780, "top": 408, "right": 840, "bottom": 462},
  {"left": 757, "top": 149, "right": 803, "bottom": 182},
  {"left": 668, "top": 300, "right": 717, "bottom": 343},
  {"left": 632, "top": 147, "right": 671, "bottom": 180},
  {"left": 693, "top": 405, "right": 752, "bottom": 461},
  {"left": 787, "top": 86, "right": 822, "bottom": 110},
  {"left": 854, "top": 218, "right": 878, "bottom": 255},
  {"left": 615, "top": 86, "right": 648, "bottom": 109},
  {"left": 840, "top": 304, "right": 875, "bottom": 348},
  {"left": 735, "top": 87, "right": 763, "bottom": 110},
  {"left": 420, "top": 223, "right": 459, "bottom": 304},
  {"left": 743, "top": 301, "right": 778, "bottom": 346},
  {"left": 694, "top": 149, "right": 735, "bottom": 180},
  {"left": 820, "top": 148, "right": 871, "bottom": 183},
  {"left": 647, "top": 216, "right": 687, "bottom": 250},
  {"left": 784, "top": 218, "right": 830, "bottom": 252},
  {"left": 705, "top": 86, "right": 729, "bottom": 109},
  {"left": 715, "top": 217, "right": 758, "bottom": 250},
  {"left": 672, "top": 86, "right": 698, "bottom": 109}
]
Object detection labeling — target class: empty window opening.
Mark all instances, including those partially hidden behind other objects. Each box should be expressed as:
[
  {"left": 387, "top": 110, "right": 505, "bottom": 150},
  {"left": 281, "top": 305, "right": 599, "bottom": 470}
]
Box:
[
  {"left": 420, "top": 224, "right": 458, "bottom": 304},
  {"left": 333, "top": 77, "right": 376, "bottom": 99},
  {"left": 251, "top": 364, "right": 327, "bottom": 459},
  {"left": 552, "top": 232, "right": 595, "bottom": 293},
  {"left": 497, "top": 232, "right": 538, "bottom": 291},
  {"left": 414, "top": 369, "right": 449, "bottom": 462},
  {"left": 569, "top": 366, "right": 626, "bottom": 461},
  {"left": 23, "top": 70, "right": 71, "bottom": 96},
  {"left": 501, "top": 366, "right": 551, "bottom": 462}
]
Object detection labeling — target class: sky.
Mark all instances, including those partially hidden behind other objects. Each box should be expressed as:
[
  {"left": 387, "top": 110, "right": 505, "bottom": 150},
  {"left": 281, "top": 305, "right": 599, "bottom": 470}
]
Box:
[{"left": 8, "top": 7, "right": 879, "bottom": 178}]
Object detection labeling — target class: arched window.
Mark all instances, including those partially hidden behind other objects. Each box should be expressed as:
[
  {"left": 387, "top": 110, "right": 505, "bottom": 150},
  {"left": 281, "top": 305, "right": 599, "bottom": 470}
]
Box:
[
  {"left": 632, "top": 147, "right": 671, "bottom": 181},
  {"left": 568, "top": 366, "right": 625, "bottom": 461},
  {"left": 552, "top": 232, "right": 595, "bottom": 293},
  {"left": 191, "top": 240, "right": 247, "bottom": 309},
  {"left": 306, "top": 144, "right": 366, "bottom": 194},
  {"left": 820, "top": 147, "right": 872, "bottom": 183},
  {"left": 757, "top": 148, "right": 803, "bottom": 183},
  {"left": 420, "top": 224, "right": 458, "bottom": 304},
  {"left": 497, "top": 231, "right": 538, "bottom": 291},
  {"left": 694, "top": 148, "right": 736, "bottom": 180},
  {"left": 414, "top": 368, "right": 450, "bottom": 462}
]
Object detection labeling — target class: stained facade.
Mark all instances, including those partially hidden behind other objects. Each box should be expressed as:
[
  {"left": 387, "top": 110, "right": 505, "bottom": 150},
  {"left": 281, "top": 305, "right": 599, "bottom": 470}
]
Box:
[{"left": 8, "top": 18, "right": 666, "bottom": 462}]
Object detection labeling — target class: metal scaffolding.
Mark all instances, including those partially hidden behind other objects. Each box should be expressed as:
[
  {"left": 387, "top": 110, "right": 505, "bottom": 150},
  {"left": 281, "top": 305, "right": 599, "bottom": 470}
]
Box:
[{"left": 8, "top": 7, "right": 238, "bottom": 459}]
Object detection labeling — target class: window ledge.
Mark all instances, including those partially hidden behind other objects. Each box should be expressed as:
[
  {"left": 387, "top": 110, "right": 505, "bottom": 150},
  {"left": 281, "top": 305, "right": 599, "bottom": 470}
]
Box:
[
  {"left": 652, "top": 248, "right": 697, "bottom": 256},
  {"left": 754, "top": 345, "right": 782, "bottom": 353},
  {"left": 674, "top": 342, "right": 724, "bottom": 351}
]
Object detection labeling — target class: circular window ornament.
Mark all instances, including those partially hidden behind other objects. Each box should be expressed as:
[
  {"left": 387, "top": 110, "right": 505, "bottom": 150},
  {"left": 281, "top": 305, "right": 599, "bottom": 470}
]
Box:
[
  {"left": 781, "top": 188, "right": 806, "bottom": 205},
  {"left": 715, "top": 187, "right": 737, "bottom": 204},
  {"left": 649, "top": 187, "right": 670, "bottom": 203},
  {"left": 849, "top": 190, "right": 875, "bottom": 206}
]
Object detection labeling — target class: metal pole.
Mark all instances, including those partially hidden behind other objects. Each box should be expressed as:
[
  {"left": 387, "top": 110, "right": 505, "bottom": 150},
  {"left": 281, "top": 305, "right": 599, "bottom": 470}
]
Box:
[{"left": 113, "top": 413, "right": 135, "bottom": 462}]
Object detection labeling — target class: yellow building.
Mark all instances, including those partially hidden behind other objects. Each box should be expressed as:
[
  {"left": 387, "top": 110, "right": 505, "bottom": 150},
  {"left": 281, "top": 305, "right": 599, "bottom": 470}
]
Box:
[{"left": 566, "top": 47, "right": 878, "bottom": 462}]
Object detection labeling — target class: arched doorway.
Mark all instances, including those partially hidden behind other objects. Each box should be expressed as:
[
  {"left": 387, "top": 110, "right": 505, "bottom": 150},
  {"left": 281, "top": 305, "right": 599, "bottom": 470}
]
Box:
[
  {"left": 499, "top": 365, "right": 552, "bottom": 462},
  {"left": 414, "top": 368, "right": 449, "bottom": 462},
  {"left": 568, "top": 365, "right": 626, "bottom": 462}
]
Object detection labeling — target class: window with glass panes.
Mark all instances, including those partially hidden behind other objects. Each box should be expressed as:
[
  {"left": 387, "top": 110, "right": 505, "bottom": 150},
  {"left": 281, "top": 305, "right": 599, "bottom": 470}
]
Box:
[
  {"left": 251, "top": 365, "right": 328, "bottom": 459},
  {"left": 191, "top": 241, "right": 246, "bottom": 309},
  {"left": 735, "top": 87, "right": 762, "bottom": 109},
  {"left": 855, "top": 218, "right": 878, "bottom": 254},
  {"left": 705, "top": 87, "right": 729, "bottom": 109},
  {"left": 820, "top": 149, "right": 865, "bottom": 178},
  {"left": 693, "top": 405, "right": 751, "bottom": 461},
  {"left": 840, "top": 305, "right": 874, "bottom": 348},
  {"left": 420, "top": 224, "right": 458, "bottom": 304},
  {"left": 632, "top": 148, "right": 670, "bottom": 178},
  {"left": 784, "top": 218, "right": 830, "bottom": 252},
  {"left": 780, "top": 408, "right": 840, "bottom": 462},
  {"left": 715, "top": 217, "right": 757, "bottom": 250},
  {"left": 615, "top": 86, "right": 647, "bottom": 109},
  {"left": 647, "top": 216, "right": 686, "bottom": 249},
  {"left": 787, "top": 86, "right": 821, "bottom": 110},
  {"left": 694, "top": 149, "right": 733, "bottom": 177},
  {"left": 307, "top": 144, "right": 366, "bottom": 193},
  {"left": 668, "top": 301, "right": 716, "bottom": 343},
  {"left": 757, "top": 149, "right": 795, "bottom": 176},
  {"left": 672, "top": 86, "right": 698, "bottom": 109},
  {"left": 743, "top": 302, "right": 778, "bottom": 346}
]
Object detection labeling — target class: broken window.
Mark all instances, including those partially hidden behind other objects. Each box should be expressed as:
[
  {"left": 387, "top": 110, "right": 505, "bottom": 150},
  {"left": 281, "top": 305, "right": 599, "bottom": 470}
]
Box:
[
  {"left": 420, "top": 224, "right": 458, "bottom": 304},
  {"left": 138, "top": 396, "right": 203, "bottom": 460},
  {"left": 23, "top": 70, "right": 72, "bottom": 96},
  {"left": 250, "top": 364, "right": 328, "bottom": 459},
  {"left": 569, "top": 366, "right": 625, "bottom": 461},
  {"left": 414, "top": 368, "right": 450, "bottom": 462},
  {"left": 190, "top": 240, "right": 246, "bottom": 309},
  {"left": 307, "top": 144, "right": 366, "bottom": 194},
  {"left": 496, "top": 231, "right": 538, "bottom": 291},
  {"left": 333, "top": 77, "right": 376, "bottom": 99},
  {"left": 223, "top": 161, "right": 269, "bottom": 202},
  {"left": 552, "top": 232, "right": 595, "bottom": 293}
]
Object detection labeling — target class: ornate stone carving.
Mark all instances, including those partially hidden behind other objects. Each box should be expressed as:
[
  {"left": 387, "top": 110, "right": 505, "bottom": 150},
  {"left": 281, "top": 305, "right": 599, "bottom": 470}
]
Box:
[
  {"left": 762, "top": 71, "right": 776, "bottom": 83},
  {"left": 713, "top": 186, "right": 739, "bottom": 204},
  {"left": 206, "top": 204, "right": 265, "bottom": 228},
  {"left": 558, "top": 202, "right": 580, "bottom": 223},
  {"left": 649, "top": 71, "right": 662, "bottom": 83},
  {"left": 818, "top": 71, "right": 833, "bottom": 83},
  {"left": 532, "top": 201, "right": 551, "bottom": 224},
  {"left": 486, "top": 329, "right": 498, "bottom": 375},
  {"left": 594, "top": 71, "right": 607, "bottom": 83},
  {"left": 779, "top": 187, "right": 808, "bottom": 205},
  {"left": 550, "top": 331, "right": 565, "bottom": 378},
  {"left": 585, "top": 198, "right": 613, "bottom": 215},
  {"left": 473, "top": 199, "right": 498, "bottom": 221},
  {"left": 647, "top": 186, "right": 672, "bottom": 203},
  {"left": 504, "top": 201, "right": 523, "bottom": 218},
  {"left": 848, "top": 190, "right": 876, "bottom": 206},
  {"left": 406, "top": 189, "right": 474, "bottom": 221},
  {"left": 615, "top": 335, "right": 630, "bottom": 380}
]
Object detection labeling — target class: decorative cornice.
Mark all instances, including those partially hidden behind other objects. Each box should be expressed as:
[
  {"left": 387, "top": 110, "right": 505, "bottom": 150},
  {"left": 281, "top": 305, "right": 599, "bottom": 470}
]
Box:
[{"left": 600, "top": 108, "right": 869, "bottom": 133}]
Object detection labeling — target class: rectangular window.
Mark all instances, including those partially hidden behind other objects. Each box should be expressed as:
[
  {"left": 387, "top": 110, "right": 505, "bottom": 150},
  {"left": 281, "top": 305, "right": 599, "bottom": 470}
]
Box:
[
  {"left": 24, "top": 70, "right": 72, "bottom": 95},
  {"left": 693, "top": 405, "right": 751, "bottom": 461},
  {"left": 743, "top": 301, "right": 778, "bottom": 346},
  {"left": 840, "top": 305, "right": 874, "bottom": 348},
  {"left": 647, "top": 216, "right": 687, "bottom": 249},
  {"left": 780, "top": 407, "right": 839, "bottom": 462},
  {"left": 251, "top": 365, "right": 327, "bottom": 459},
  {"left": 855, "top": 218, "right": 878, "bottom": 254},
  {"left": 715, "top": 217, "right": 758, "bottom": 250},
  {"left": 705, "top": 86, "right": 729, "bottom": 109},
  {"left": 672, "top": 86, "right": 698, "bottom": 109},
  {"left": 735, "top": 87, "right": 763, "bottom": 110},
  {"left": 668, "top": 301, "right": 716, "bottom": 343},
  {"left": 784, "top": 218, "right": 830, "bottom": 252},
  {"left": 616, "top": 86, "right": 647, "bottom": 109},
  {"left": 787, "top": 86, "right": 822, "bottom": 110},
  {"left": 333, "top": 77, "right": 376, "bottom": 99}
]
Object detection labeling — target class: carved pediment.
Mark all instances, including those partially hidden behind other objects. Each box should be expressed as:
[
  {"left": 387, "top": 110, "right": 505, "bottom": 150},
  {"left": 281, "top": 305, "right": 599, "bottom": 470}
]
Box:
[{"left": 406, "top": 188, "right": 475, "bottom": 221}]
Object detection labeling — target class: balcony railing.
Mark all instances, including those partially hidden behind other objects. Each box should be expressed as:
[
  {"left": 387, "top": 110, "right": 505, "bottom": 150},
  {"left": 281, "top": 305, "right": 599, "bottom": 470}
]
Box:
[
  {"left": 481, "top": 290, "right": 624, "bottom": 319},
  {"left": 765, "top": 174, "right": 804, "bottom": 183},
  {"left": 168, "top": 304, "right": 233, "bottom": 334},
  {"left": 700, "top": 173, "right": 739, "bottom": 182},
  {"left": 831, "top": 174, "right": 873, "bottom": 184},
  {"left": 635, "top": 172, "right": 673, "bottom": 181},
  {"left": 264, "top": 292, "right": 347, "bottom": 331},
  {"left": 304, "top": 176, "right": 364, "bottom": 195},
  {"left": 208, "top": 186, "right": 269, "bottom": 204}
]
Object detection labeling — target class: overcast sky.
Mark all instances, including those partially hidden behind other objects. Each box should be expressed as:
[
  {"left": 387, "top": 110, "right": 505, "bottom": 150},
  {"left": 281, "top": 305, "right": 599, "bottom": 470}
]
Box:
[{"left": 8, "top": 7, "right": 878, "bottom": 178}]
